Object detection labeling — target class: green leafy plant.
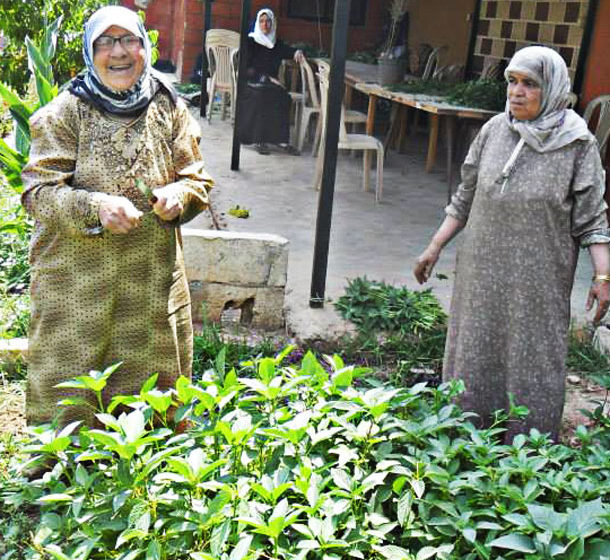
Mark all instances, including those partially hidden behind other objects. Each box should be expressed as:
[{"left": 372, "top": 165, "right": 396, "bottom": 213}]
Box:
[
  {"left": 390, "top": 79, "right": 454, "bottom": 97},
  {"left": 0, "top": 0, "right": 114, "bottom": 94},
  {"left": 1, "top": 352, "right": 609, "bottom": 559},
  {"left": 390, "top": 78, "right": 506, "bottom": 111},
  {"left": 445, "top": 78, "right": 507, "bottom": 111},
  {"left": 335, "top": 277, "right": 446, "bottom": 336}
]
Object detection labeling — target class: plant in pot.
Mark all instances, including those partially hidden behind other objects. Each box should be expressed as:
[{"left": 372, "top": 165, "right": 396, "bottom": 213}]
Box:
[{"left": 377, "top": 0, "right": 409, "bottom": 86}]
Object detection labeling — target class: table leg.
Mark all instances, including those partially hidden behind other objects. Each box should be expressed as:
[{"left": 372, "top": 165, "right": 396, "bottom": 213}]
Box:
[
  {"left": 364, "top": 95, "right": 377, "bottom": 186},
  {"left": 345, "top": 84, "right": 353, "bottom": 108},
  {"left": 425, "top": 113, "right": 439, "bottom": 172},
  {"left": 397, "top": 106, "right": 408, "bottom": 152},
  {"left": 366, "top": 94, "right": 377, "bottom": 136}
]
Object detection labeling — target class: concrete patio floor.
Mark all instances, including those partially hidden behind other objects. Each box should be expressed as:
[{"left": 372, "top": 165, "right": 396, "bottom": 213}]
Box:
[{"left": 188, "top": 107, "right": 597, "bottom": 340}]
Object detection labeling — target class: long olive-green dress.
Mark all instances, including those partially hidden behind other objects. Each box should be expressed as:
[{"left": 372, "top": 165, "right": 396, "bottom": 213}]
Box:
[
  {"left": 445, "top": 114, "right": 608, "bottom": 441},
  {"left": 21, "top": 90, "right": 214, "bottom": 426}
]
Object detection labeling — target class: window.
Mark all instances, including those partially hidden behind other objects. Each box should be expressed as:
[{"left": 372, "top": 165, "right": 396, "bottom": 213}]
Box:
[{"left": 286, "top": 0, "right": 368, "bottom": 26}]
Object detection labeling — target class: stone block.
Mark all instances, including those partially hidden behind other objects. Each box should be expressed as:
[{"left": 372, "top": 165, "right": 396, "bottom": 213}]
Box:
[
  {"left": 189, "top": 282, "right": 285, "bottom": 330},
  {"left": 182, "top": 228, "right": 289, "bottom": 287}
]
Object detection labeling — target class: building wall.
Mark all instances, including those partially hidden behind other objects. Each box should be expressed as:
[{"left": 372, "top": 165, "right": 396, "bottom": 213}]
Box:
[
  {"left": 121, "top": 0, "right": 174, "bottom": 61},
  {"left": 127, "top": 0, "right": 392, "bottom": 82},
  {"left": 581, "top": 0, "right": 610, "bottom": 109},
  {"left": 471, "top": 0, "right": 591, "bottom": 78},
  {"left": 407, "top": 0, "right": 476, "bottom": 67}
]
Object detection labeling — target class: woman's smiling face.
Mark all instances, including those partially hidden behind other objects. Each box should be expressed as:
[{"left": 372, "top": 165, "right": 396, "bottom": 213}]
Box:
[
  {"left": 507, "top": 71, "right": 542, "bottom": 121},
  {"left": 93, "top": 25, "right": 145, "bottom": 91}
]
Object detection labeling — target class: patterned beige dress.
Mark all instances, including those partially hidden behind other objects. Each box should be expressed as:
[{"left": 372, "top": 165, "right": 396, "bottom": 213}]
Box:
[
  {"left": 445, "top": 114, "right": 608, "bottom": 441},
  {"left": 22, "top": 89, "right": 214, "bottom": 426}
]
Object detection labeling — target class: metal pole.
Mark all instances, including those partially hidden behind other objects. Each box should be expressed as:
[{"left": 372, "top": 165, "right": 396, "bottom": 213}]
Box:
[
  {"left": 231, "top": 0, "right": 252, "bottom": 171},
  {"left": 309, "top": 0, "right": 351, "bottom": 308},
  {"left": 199, "top": 0, "right": 214, "bottom": 117}
]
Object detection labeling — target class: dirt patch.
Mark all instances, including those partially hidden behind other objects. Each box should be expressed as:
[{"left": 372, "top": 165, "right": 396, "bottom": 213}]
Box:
[
  {"left": 0, "top": 381, "right": 26, "bottom": 437},
  {"left": 561, "top": 375, "right": 609, "bottom": 442}
]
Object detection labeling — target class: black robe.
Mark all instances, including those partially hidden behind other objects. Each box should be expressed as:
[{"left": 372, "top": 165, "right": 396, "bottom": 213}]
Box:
[{"left": 238, "top": 37, "right": 295, "bottom": 145}]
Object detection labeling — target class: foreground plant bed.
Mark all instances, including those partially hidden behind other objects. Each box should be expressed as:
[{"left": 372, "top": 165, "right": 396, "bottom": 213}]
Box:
[{"left": 1, "top": 351, "right": 609, "bottom": 559}]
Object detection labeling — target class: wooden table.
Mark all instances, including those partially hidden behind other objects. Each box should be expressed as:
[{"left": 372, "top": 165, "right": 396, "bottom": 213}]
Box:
[{"left": 353, "top": 82, "right": 498, "bottom": 200}]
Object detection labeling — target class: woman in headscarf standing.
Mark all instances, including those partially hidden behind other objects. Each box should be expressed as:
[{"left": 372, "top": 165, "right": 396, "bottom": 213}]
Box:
[
  {"left": 21, "top": 6, "right": 214, "bottom": 426},
  {"left": 238, "top": 8, "right": 304, "bottom": 155},
  {"left": 414, "top": 46, "right": 610, "bottom": 441}
]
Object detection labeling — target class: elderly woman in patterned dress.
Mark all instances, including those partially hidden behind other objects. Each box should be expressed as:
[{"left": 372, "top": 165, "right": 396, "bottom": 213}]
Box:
[
  {"left": 414, "top": 46, "right": 610, "bottom": 441},
  {"left": 21, "top": 6, "right": 214, "bottom": 426}
]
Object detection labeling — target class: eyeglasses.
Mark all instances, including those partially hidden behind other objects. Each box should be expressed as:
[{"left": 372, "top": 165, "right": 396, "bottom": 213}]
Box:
[{"left": 94, "top": 34, "right": 142, "bottom": 52}]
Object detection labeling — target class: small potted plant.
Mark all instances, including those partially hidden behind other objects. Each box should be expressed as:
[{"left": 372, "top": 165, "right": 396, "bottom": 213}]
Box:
[{"left": 378, "top": 0, "right": 409, "bottom": 86}]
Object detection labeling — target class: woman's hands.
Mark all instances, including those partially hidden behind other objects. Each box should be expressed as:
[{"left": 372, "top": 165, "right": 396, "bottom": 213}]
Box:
[
  {"left": 413, "top": 215, "right": 464, "bottom": 284},
  {"left": 152, "top": 185, "right": 183, "bottom": 222},
  {"left": 414, "top": 243, "right": 442, "bottom": 284},
  {"left": 99, "top": 195, "right": 143, "bottom": 234},
  {"left": 587, "top": 244, "right": 610, "bottom": 323},
  {"left": 587, "top": 280, "right": 610, "bottom": 324},
  {"left": 99, "top": 186, "right": 183, "bottom": 233}
]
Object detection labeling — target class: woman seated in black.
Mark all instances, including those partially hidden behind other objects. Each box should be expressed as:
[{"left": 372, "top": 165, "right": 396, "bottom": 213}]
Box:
[{"left": 238, "top": 8, "right": 304, "bottom": 155}]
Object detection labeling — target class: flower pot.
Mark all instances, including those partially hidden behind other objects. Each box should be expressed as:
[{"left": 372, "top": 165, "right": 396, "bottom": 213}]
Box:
[{"left": 377, "top": 57, "right": 406, "bottom": 86}]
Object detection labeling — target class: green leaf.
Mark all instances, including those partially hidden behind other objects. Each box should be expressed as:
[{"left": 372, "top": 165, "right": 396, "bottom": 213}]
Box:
[
  {"left": 146, "top": 540, "right": 161, "bottom": 560},
  {"left": 566, "top": 499, "right": 605, "bottom": 539},
  {"left": 411, "top": 479, "right": 425, "bottom": 499},
  {"left": 211, "top": 519, "right": 231, "bottom": 557},
  {"left": 39, "top": 493, "right": 74, "bottom": 503},
  {"left": 228, "top": 533, "right": 254, "bottom": 560},
  {"left": 43, "top": 545, "right": 72, "bottom": 560},
  {"left": 527, "top": 503, "right": 566, "bottom": 533},
  {"left": 373, "top": 544, "right": 412, "bottom": 560},
  {"left": 397, "top": 490, "right": 412, "bottom": 526},
  {"left": 489, "top": 534, "right": 536, "bottom": 553},
  {"left": 462, "top": 528, "right": 477, "bottom": 543}
]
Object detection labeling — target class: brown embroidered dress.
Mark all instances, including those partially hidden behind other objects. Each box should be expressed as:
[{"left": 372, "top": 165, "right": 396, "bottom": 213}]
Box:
[
  {"left": 22, "top": 90, "right": 213, "bottom": 425},
  {"left": 445, "top": 114, "right": 608, "bottom": 440}
]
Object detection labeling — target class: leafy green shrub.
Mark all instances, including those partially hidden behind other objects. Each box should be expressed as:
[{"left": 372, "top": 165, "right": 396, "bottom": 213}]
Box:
[
  {"left": 0, "top": 0, "right": 114, "bottom": 94},
  {"left": 334, "top": 278, "right": 447, "bottom": 382},
  {"left": 445, "top": 79, "right": 506, "bottom": 111},
  {"left": 389, "top": 78, "right": 506, "bottom": 111},
  {"left": 390, "top": 79, "right": 454, "bottom": 97},
  {"left": 192, "top": 321, "right": 277, "bottom": 378},
  {"left": 335, "top": 277, "right": 446, "bottom": 336},
  {"left": 1, "top": 354, "right": 610, "bottom": 559}
]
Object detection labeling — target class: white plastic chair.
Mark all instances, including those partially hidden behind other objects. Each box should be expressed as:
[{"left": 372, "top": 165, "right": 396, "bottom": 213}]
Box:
[
  {"left": 279, "top": 60, "right": 305, "bottom": 144},
  {"left": 205, "top": 29, "right": 240, "bottom": 122},
  {"left": 295, "top": 58, "right": 322, "bottom": 153},
  {"left": 314, "top": 62, "right": 384, "bottom": 202},
  {"left": 314, "top": 61, "right": 367, "bottom": 156},
  {"left": 583, "top": 94, "right": 610, "bottom": 162}
]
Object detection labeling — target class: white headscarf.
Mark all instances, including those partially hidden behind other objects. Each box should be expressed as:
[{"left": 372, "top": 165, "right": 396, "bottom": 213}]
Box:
[
  {"left": 503, "top": 45, "right": 589, "bottom": 153},
  {"left": 249, "top": 8, "right": 277, "bottom": 49}
]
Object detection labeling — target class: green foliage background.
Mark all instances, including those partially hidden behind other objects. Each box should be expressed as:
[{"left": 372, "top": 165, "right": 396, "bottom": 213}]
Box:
[{"left": 0, "top": 0, "right": 116, "bottom": 93}]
